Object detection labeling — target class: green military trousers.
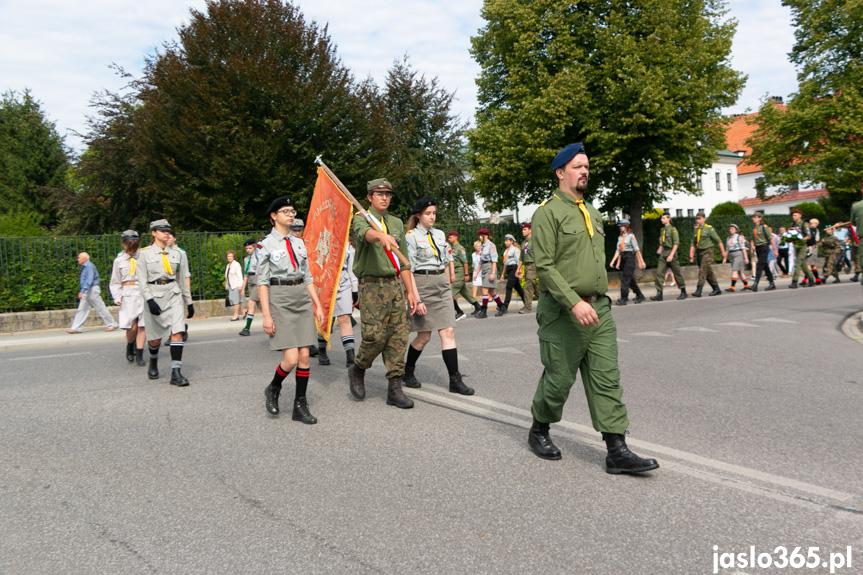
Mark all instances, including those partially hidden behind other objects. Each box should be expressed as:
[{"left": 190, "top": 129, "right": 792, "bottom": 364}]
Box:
[
  {"left": 792, "top": 247, "right": 815, "bottom": 283},
  {"left": 451, "top": 277, "right": 477, "bottom": 305},
  {"left": 654, "top": 249, "right": 685, "bottom": 293},
  {"left": 531, "top": 293, "right": 629, "bottom": 434},
  {"left": 355, "top": 278, "right": 409, "bottom": 379},
  {"left": 696, "top": 248, "right": 718, "bottom": 287},
  {"left": 522, "top": 262, "right": 538, "bottom": 310}
]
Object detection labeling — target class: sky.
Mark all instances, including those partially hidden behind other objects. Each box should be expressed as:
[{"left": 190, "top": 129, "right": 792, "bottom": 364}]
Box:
[{"left": 0, "top": 0, "right": 800, "bottom": 154}]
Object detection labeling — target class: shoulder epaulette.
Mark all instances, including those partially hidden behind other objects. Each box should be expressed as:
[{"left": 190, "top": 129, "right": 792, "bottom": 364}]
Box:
[
  {"left": 539, "top": 198, "right": 551, "bottom": 207},
  {"left": 141, "top": 246, "right": 151, "bottom": 250},
  {"left": 406, "top": 229, "right": 415, "bottom": 234}
]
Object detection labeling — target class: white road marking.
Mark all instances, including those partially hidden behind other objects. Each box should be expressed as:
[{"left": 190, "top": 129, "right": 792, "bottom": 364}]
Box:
[
  {"left": 485, "top": 347, "right": 525, "bottom": 354},
  {"left": 752, "top": 317, "right": 798, "bottom": 324},
  {"left": 631, "top": 331, "right": 674, "bottom": 337},
  {"left": 673, "top": 327, "right": 718, "bottom": 332},
  {"left": 617, "top": 338, "right": 629, "bottom": 343},
  {"left": 717, "top": 322, "right": 760, "bottom": 327},
  {"left": 185, "top": 339, "right": 237, "bottom": 346},
  {"left": 9, "top": 352, "right": 92, "bottom": 361}
]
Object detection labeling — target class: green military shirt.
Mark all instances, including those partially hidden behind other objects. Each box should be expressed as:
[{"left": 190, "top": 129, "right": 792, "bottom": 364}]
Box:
[
  {"left": 692, "top": 223, "right": 721, "bottom": 251},
  {"left": 752, "top": 223, "right": 771, "bottom": 246},
  {"left": 533, "top": 192, "right": 607, "bottom": 311},
  {"left": 521, "top": 237, "right": 535, "bottom": 263},
  {"left": 451, "top": 241, "right": 470, "bottom": 270},
  {"left": 352, "top": 207, "right": 411, "bottom": 278},
  {"left": 851, "top": 200, "right": 863, "bottom": 235},
  {"left": 659, "top": 224, "right": 679, "bottom": 250}
]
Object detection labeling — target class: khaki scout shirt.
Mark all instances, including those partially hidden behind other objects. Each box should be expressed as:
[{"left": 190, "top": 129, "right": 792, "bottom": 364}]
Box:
[
  {"left": 109, "top": 251, "right": 139, "bottom": 302},
  {"left": 406, "top": 225, "right": 451, "bottom": 271},
  {"left": 479, "top": 240, "right": 498, "bottom": 263},
  {"left": 136, "top": 244, "right": 193, "bottom": 306},
  {"left": 692, "top": 224, "right": 721, "bottom": 251},
  {"left": 659, "top": 225, "right": 679, "bottom": 250},
  {"left": 520, "top": 237, "right": 535, "bottom": 263},
  {"left": 256, "top": 228, "right": 313, "bottom": 286},
  {"left": 352, "top": 208, "right": 410, "bottom": 278},
  {"left": 533, "top": 192, "right": 607, "bottom": 310}
]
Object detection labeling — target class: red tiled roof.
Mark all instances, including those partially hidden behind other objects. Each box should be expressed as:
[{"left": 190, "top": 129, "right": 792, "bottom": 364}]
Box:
[
  {"left": 738, "top": 188, "right": 828, "bottom": 207},
  {"left": 723, "top": 103, "right": 787, "bottom": 176}
]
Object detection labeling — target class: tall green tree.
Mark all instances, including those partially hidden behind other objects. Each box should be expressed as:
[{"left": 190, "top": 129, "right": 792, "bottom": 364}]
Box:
[
  {"left": 381, "top": 57, "right": 474, "bottom": 221},
  {"left": 747, "top": 0, "right": 863, "bottom": 218},
  {"left": 0, "top": 90, "right": 70, "bottom": 227},
  {"left": 469, "top": 0, "right": 744, "bottom": 240}
]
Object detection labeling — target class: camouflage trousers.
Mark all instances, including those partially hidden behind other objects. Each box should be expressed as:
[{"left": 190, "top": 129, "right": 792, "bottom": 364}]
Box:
[
  {"left": 654, "top": 249, "right": 685, "bottom": 292},
  {"left": 522, "top": 262, "right": 538, "bottom": 310},
  {"left": 355, "top": 277, "right": 409, "bottom": 379},
  {"left": 852, "top": 244, "right": 862, "bottom": 273},
  {"left": 451, "top": 277, "right": 477, "bottom": 305},
  {"left": 696, "top": 248, "right": 718, "bottom": 287},
  {"left": 823, "top": 250, "right": 842, "bottom": 277}
]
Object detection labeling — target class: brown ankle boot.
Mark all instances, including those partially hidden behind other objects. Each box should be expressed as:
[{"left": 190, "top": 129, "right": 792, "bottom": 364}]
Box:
[{"left": 386, "top": 377, "right": 414, "bottom": 409}]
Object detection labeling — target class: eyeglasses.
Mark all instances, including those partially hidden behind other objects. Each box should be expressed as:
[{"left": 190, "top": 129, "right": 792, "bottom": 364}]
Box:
[
  {"left": 372, "top": 191, "right": 393, "bottom": 198},
  {"left": 277, "top": 208, "right": 297, "bottom": 216}
]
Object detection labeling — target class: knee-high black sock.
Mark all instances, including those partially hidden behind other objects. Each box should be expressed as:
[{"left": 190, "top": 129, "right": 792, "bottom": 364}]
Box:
[
  {"left": 148, "top": 344, "right": 160, "bottom": 359},
  {"left": 453, "top": 297, "right": 463, "bottom": 314},
  {"left": 295, "top": 367, "right": 310, "bottom": 399},
  {"left": 406, "top": 344, "right": 422, "bottom": 368},
  {"left": 169, "top": 341, "right": 183, "bottom": 369},
  {"left": 442, "top": 348, "right": 459, "bottom": 376},
  {"left": 271, "top": 364, "right": 291, "bottom": 388}
]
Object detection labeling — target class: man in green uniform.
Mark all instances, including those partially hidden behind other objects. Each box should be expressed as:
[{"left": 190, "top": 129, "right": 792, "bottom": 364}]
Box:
[
  {"left": 516, "top": 222, "right": 538, "bottom": 313},
  {"left": 789, "top": 209, "right": 816, "bottom": 288},
  {"left": 347, "top": 178, "right": 418, "bottom": 409},
  {"left": 851, "top": 187, "right": 863, "bottom": 294},
  {"left": 650, "top": 213, "right": 687, "bottom": 301},
  {"left": 749, "top": 211, "right": 777, "bottom": 292},
  {"left": 689, "top": 213, "right": 726, "bottom": 297},
  {"left": 447, "top": 231, "right": 481, "bottom": 320},
  {"left": 526, "top": 143, "right": 659, "bottom": 475}
]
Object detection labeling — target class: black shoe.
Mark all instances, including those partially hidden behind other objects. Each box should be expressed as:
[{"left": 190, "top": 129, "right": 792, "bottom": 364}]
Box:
[
  {"left": 125, "top": 342, "right": 135, "bottom": 363},
  {"left": 750, "top": 281, "right": 759, "bottom": 293},
  {"left": 348, "top": 364, "right": 365, "bottom": 400},
  {"left": 135, "top": 348, "right": 146, "bottom": 366},
  {"left": 386, "top": 377, "right": 414, "bottom": 409},
  {"left": 528, "top": 418, "right": 562, "bottom": 460},
  {"left": 292, "top": 397, "right": 317, "bottom": 424},
  {"left": 602, "top": 432, "right": 659, "bottom": 474},
  {"left": 633, "top": 294, "right": 646, "bottom": 304},
  {"left": 308, "top": 345, "right": 318, "bottom": 357},
  {"left": 708, "top": 286, "right": 722, "bottom": 296},
  {"left": 789, "top": 281, "right": 798, "bottom": 289},
  {"left": 239, "top": 328, "right": 251, "bottom": 336},
  {"left": 402, "top": 365, "right": 421, "bottom": 388},
  {"left": 265, "top": 383, "right": 281, "bottom": 415},
  {"left": 724, "top": 287, "right": 735, "bottom": 292},
  {"left": 614, "top": 298, "right": 628, "bottom": 306},
  {"left": 677, "top": 290, "right": 688, "bottom": 300},
  {"left": 650, "top": 292, "right": 663, "bottom": 302},
  {"left": 455, "top": 310, "right": 466, "bottom": 321},
  {"left": 692, "top": 286, "right": 703, "bottom": 297},
  {"left": 449, "top": 372, "right": 474, "bottom": 395},
  {"left": 495, "top": 304, "right": 508, "bottom": 316},
  {"left": 148, "top": 358, "right": 159, "bottom": 380},
  {"left": 170, "top": 368, "right": 189, "bottom": 387},
  {"left": 476, "top": 307, "right": 488, "bottom": 319},
  {"left": 852, "top": 274, "right": 859, "bottom": 282},
  {"left": 470, "top": 304, "right": 481, "bottom": 317},
  {"left": 832, "top": 277, "right": 841, "bottom": 284},
  {"left": 345, "top": 348, "right": 355, "bottom": 367},
  {"left": 766, "top": 281, "right": 777, "bottom": 291},
  {"left": 318, "top": 345, "right": 331, "bottom": 366}
]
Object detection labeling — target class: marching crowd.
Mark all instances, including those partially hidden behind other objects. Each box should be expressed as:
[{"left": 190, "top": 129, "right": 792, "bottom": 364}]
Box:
[{"left": 63, "top": 143, "right": 863, "bottom": 476}]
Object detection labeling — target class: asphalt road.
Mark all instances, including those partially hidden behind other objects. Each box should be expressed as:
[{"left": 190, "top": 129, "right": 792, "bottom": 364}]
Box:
[{"left": 1, "top": 282, "right": 862, "bottom": 574}]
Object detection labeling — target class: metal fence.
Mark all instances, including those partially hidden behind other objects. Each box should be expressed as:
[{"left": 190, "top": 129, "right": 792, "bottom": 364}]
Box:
[{"left": 0, "top": 213, "right": 806, "bottom": 313}]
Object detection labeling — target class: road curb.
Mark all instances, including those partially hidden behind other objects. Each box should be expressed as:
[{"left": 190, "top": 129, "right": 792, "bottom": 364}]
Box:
[{"left": 840, "top": 310, "right": 863, "bottom": 345}]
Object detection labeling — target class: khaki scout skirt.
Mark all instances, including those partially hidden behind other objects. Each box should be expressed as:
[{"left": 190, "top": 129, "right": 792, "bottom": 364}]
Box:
[
  {"left": 728, "top": 250, "right": 747, "bottom": 272},
  {"left": 480, "top": 262, "right": 496, "bottom": 289},
  {"left": 118, "top": 284, "right": 145, "bottom": 329},
  {"left": 333, "top": 285, "right": 353, "bottom": 317},
  {"left": 409, "top": 272, "right": 455, "bottom": 333},
  {"left": 268, "top": 283, "right": 316, "bottom": 351},
  {"left": 246, "top": 273, "right": 259, "bottom": 302}
]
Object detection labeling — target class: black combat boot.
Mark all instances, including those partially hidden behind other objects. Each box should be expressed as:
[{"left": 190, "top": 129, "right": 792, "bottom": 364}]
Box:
[
  {"left": 348, "top": 364, "right": 365, "bottom": 400},
  {"left": 386, "top": 377, "right": 414, "bottom": 409},
  {"left": 476, "top": 306, "right": 488, "bottom": 319},
  {"left": 170, "top": 368, "right": 189, "bottom": 387},
  {"left": 633, "top": 292, "right": 646, "bottom": 304},
  {"left": 708, "top": 284, "right": 722, "bottom": 296},
  {"left": 495, "top": 304, "right": 508, "bottom": 316},
  {"left": 852, "top": 273, "right": 860, "bottom": 282},
  {"left": 308, "top": 345, "right": 318, "bottom": 357},
  {"left": 402, "top": 365, "right": 421, "bottom": 388},
  {"left": 135, "top": 348, "right": 146, "bottom": 366},
  {"left": 650, "top": 291, "right": 663, "bottom": 301},
  {"left": 148, "top": 357, "right": 159, "bottom": 380},
  {"left": 449, "top": 372, "right": 474, "bottom": 395},
  {"left": 527, "top": 418, "right": 562, "bottom": 460},
  {"left": 832, "top": 275, "right": 841, "bottom": 283},
  {"left": 125, "top": 342, "right": 135, "bottom": 363},
  {"left": 470, "top": 302, "right": 481, "bottom": 317},
  {"left": 614, "top": 298, "right": 628, "bottom": 306},
  {"left": 345, "top": 348, "right": 355, "bottom": 367},
  {"left": 692, "top": 286, "right": 703, "bottom": 297},
  {"left": 264, "top": 383, "right": 281, "bottom": 415},
  {"left": 677, "top": 289, "right": 688, "bottom": 300},
  {"left": 602, "top": 432, "right": 659, "bottom": 474},
  {"left": 789, "top": 280, "right": 798, "bottom": 289},
  {"left": 749, "top": 279, "right": 759, "bottom": 292},
  {"left": 318, "top": 344, "right": 331, "bottom": 366},
  {"left": 766, "top": 280, "right": 777, "bottom": 290},
  {"left": 292, "top": 397, "right": 317, "bottom": 424}
]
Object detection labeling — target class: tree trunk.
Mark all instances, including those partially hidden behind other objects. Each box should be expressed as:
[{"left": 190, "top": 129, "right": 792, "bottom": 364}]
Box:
[{"left": 628, "top": 195, "right": 644, "bottom": 249}]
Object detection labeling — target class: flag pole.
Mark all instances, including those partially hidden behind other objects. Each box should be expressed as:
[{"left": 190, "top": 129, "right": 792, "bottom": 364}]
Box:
[{"left": 314, "top": 156, "right": 410, "bottom": 268}]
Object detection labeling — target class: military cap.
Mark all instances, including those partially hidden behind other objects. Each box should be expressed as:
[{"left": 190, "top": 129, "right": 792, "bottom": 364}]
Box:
[
  {"left": 290, "top": 218, "right": 305, "bottom": 230},
  {"left": 367, "top": 178, "right": 393, "bottom": 192},
  {"left": 521, "top": 222, "right": 531, "bottom": 229},
  {"left": 695, "top": 211, "right": 706, "bottom": 219},
  {"left": 752, "top": 210, "right": 764, "bottom": 217},
  {"left": 791, "top": 209, "right": 802, "bottom": 215},
  {"left": 412, "top": 196, "right": 436, "bottom": 214},
  {"left": 447, "top": 231, "right": 459, "bottom": 237},
  {"left": 244, "top": 238, "right": 257, "bottom": 247},
  {"left": 266, "top": 196, "right": 293, "bottom": 216},
  {"left": 618, "top": 219, "right": 630, "bottom": 226},
  {"left": 478, "top": 228, "right": 491, "bottom": 236},
  {"left": 504, "top": 233, "right": 516, "bottom": 241},
  {"left": 149, "top": 219, "right": 172, "bottom": 231},
  {"left": 551, "top": 143, "right": 587, "bottom": 172},
  {"left": 729, "top": 223, "right": 739, "bottom": 231},
  {"left": 121, "top": 229, "right": 140, "bottom": 240}
]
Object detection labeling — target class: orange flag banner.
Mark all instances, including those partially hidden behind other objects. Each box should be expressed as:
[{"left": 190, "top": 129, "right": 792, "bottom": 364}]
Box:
[{"left": 304, "top": 167, "right": 354, "bottom": 343}]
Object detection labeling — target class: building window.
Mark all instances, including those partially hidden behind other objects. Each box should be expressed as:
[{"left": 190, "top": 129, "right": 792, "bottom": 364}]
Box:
[
  {"left": 715, "top": 172, "right": 721, "bottom": 191},
  {"left": 676, "top": 209, "right": 683, "bottom": 217},
  {"left": 727, "top": 173, "right": 732, "bottom": 191},
  {"left": 696, "top": 177, "right": 702, "bottom": 191},
  {"left": 687, "top": 209, "right": 694, "bottom": 217}
]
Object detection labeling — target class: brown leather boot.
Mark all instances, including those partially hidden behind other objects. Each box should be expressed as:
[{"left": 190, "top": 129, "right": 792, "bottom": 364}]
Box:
[
  {"left": 386, "top": 377, "right": 414, "bottom": 409},
  {"left": 348, "top": 364, "right": 365, "bottom": 400}
]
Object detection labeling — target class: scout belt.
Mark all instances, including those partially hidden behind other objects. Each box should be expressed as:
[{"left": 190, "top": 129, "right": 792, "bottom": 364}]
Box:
[
  {"left": 414, "top": 269, "right": 444, "bottom": 275},
  {"left": 359, "top": 276, "right": 398, "bottom": 284},
  {"left": 148, "top": 278, "right": 174, "bottom": 285},
  {"left": 270, "top": 278, "right": 303, "bottom": 286},
  {"left": 541, "top": 291, "right": 600, "bottom": 303}
]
